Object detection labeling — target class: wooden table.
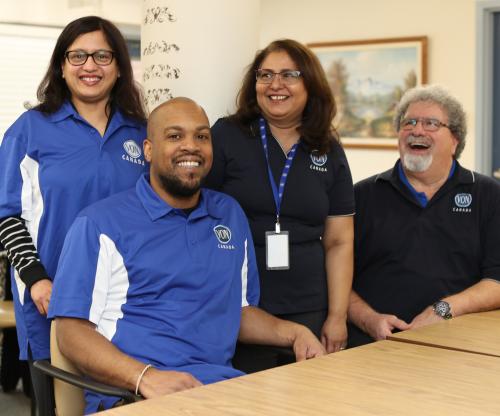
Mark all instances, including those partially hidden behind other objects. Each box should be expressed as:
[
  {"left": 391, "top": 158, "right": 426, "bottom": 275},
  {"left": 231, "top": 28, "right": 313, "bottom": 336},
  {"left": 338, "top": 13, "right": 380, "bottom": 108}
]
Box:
[
  {"left": 388, "top": 310, "right": 500, "bottom": 357},
  {"left": 98, "top": 340, "right": 500, "bottom": 416},
  {"left": 0, "top": 300, "right": 15, "bottom": 328}
]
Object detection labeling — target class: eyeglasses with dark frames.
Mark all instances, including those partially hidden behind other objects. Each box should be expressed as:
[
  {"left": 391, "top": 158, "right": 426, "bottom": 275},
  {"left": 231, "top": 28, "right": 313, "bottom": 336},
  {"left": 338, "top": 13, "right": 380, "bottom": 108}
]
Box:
[
  {"left": 64, "top": 50, "right": 115, "bottom": 66},
  {"left": 400, "top": 117, "right": 451, "bottom": 132},
  {"left": 255, "top": 69, "right": 302, "bottom": 85}
]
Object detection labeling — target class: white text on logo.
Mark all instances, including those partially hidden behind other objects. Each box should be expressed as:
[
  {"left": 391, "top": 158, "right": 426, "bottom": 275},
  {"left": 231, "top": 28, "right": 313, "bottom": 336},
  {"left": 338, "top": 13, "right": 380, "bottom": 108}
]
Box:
[
  {"left": 122, "top": 140, "right": 145, "bottom": 166},
  {"left": 214, "top": 225, "right": 235, "bottom": 250},
  {"left": 452, "top": 193, "right": 472, "bottom": 213},
  {"left": 310, "top": 153, "right": 328, "bottom": 172}
]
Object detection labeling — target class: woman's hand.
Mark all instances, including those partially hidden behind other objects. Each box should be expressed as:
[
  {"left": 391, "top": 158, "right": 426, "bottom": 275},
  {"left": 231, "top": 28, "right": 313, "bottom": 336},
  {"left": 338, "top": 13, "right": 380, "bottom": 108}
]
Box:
[
  {"left": 30, "top": 279, "right": 52, "bottom": 316},
  {"left": 320, "top": 315, "right": 347, "bottom": 353}
]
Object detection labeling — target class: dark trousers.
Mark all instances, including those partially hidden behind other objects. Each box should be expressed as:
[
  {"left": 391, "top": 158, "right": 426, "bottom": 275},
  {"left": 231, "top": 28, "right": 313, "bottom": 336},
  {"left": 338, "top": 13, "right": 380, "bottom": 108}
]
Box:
[
  {"left": 233, "top": 309, "right": 327, "bottom": 374},
  {"left": 1, "top": 328, "right": 30, "bottom": 393},
  {"left": 1, "top": 260, "right": 31, "bottom": 396},
  {"left": 28, "top": 346, "right": 55, "bottom": 416},
  {"left": 346, "top": 322, "right": 376, "bottom": 348}
]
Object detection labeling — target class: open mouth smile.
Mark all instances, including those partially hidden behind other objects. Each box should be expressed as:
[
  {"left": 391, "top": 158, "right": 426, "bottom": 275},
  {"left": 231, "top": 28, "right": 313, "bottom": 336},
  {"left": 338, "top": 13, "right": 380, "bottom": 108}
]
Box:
[
  {"left": 177, "top": 160, "right": 201, "bottom": 168},
  {"left": 407, "top": 136, "right": 432, "bottom": 151},
  {"left": 269, "top": 95, "right": 288, "bottom": 101},
  {"left": 79, "top": 75, "right": 102, "bottom": 85}
]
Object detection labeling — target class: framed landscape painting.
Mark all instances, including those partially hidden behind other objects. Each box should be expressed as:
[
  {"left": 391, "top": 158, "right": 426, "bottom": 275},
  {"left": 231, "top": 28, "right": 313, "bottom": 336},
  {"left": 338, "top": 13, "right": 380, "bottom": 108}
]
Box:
[{"left": 309, "top": 37, "right": 427, "bottom": 149}]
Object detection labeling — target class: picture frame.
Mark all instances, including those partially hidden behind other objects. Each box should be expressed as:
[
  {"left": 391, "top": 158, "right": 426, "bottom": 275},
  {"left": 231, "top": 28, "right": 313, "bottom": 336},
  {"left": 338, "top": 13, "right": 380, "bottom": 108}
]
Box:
[{"left": 308, "top": 36, "right": 428, "bottom": 149}]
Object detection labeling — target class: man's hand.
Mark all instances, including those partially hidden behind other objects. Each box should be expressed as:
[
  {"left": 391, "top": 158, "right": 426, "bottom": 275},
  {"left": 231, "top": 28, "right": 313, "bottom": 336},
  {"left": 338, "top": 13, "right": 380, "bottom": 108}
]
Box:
[
  {"left": 30, "top": 279, "right": 52, "bottom": 315},
  {"left": 139, "top": 368, "right": 202, "bottom": 398},
  {"left": 410, "top": 306, "right": 444, "bottom": 329},
  {"left": 363, "top": 312, "right": 410, "bottom": 340},
  {"left": 321, "top": 315, "right": 347, "bottom": 353},
  {"left": 292, "top": 326, "right": 326, "bottom": 361}
]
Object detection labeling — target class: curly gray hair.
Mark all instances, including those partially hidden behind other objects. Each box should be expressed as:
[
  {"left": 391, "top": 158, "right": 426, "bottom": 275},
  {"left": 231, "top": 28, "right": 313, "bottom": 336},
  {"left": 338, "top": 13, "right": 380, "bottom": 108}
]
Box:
[{"left": 394, "top": 85, "right": 467, "bottom": 159}]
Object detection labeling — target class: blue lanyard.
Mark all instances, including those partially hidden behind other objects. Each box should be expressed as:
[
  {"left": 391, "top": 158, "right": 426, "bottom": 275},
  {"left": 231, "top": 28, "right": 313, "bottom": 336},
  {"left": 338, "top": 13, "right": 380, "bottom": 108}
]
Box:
[{"left": 259, "top": 118, "right": 298, "bottom": 232}]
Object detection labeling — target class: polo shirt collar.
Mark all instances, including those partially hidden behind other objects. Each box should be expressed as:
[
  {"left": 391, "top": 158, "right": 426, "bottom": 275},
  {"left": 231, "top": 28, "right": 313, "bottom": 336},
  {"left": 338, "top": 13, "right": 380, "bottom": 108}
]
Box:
[
  {"left": 47, "top": 100, "right": 77, "bottom": 122},
  {"left": 47, "top": 100, "right": 139, "bottom": 132},
  {"left": 105, "top": 108, "right": 141, "bottom": 137},
  {"left": 136, "top": 174, "right": 223, "bottom": 221},
  {"left": 376, "top": 159, "right": 474, "bottom": 205}
]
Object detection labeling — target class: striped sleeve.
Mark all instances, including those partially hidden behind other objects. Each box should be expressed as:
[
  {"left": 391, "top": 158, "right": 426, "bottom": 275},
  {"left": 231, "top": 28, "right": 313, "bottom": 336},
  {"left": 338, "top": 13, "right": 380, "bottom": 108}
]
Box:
[{"left": 0, "top": 216, "right": 49, "bottom": 289}]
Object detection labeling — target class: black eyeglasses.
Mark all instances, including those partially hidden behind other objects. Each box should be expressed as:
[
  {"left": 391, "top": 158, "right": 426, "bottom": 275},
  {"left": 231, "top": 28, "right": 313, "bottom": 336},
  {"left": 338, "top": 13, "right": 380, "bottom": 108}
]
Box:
[
  {"left": 400, "top": 117, "right": 451, "bottom": 132},
  {"left": 64, "top": 50, "right": 115, "bottom": 66},
  {"left": 255, "top": 69, "right": 302, "bottom": 85}
]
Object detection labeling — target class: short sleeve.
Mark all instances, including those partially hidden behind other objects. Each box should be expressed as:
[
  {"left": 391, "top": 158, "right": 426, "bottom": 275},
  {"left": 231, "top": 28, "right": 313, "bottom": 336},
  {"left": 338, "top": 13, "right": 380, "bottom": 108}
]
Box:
[
  {"left": 48, "top": 215, "right": 103, "bottom": 321},
  {"left": 0, "top": 117, "right": 28, "bottom": 218},
  {"left": 327, "top": 143, "right": 355, "bottom": 216}
]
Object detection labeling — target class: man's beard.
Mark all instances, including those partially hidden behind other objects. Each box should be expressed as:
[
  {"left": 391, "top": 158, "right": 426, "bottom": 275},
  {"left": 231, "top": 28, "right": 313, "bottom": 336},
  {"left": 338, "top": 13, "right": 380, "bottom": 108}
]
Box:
[
  {"left": 158, "top": 172, "right": 204, "bottom": 198},
  {"left": 402, "top": 153, "right": 433, "bottom": 173}
]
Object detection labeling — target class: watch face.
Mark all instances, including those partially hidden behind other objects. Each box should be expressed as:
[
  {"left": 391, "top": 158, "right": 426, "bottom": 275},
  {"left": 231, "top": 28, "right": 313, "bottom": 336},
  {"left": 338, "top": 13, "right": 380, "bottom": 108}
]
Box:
[{"left": 433, "top": 301, "right": 452, "bottom": 319}]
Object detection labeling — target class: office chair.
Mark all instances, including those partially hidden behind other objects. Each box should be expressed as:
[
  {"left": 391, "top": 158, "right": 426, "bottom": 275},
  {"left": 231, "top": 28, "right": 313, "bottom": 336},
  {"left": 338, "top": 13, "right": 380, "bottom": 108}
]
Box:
[{"left": 33, "top": 321, "right": 140, "bottom": 416}]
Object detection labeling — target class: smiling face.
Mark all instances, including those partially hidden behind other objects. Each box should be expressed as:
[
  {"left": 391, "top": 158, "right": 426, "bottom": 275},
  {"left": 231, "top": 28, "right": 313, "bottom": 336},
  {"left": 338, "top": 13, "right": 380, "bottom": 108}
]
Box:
[
  {"left": 256, "top": 51, "right": 308, "bottom": 128},
  {"left": 399, "top": 101, "right": 458, "bottom": 177},
  {"left": 61, "top": 30, "right": 119, "bottom": 108},
  {"left": 144, "top": 98, "right": 213, "bottom": 208}
]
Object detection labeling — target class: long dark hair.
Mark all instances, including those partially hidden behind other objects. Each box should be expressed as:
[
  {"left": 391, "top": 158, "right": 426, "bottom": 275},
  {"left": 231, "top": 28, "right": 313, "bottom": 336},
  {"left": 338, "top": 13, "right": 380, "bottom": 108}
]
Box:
[
  {"left": 232, "top": 39, "right": 338, "bottom": 154},
  {"left": 35, "top": 16, "right": 146, "bottom": 122}
]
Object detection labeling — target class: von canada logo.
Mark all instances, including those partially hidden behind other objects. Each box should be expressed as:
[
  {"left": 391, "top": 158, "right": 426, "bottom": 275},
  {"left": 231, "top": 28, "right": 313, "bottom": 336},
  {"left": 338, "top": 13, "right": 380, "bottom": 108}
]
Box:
[
  {"left": 122, "top": 140, "right": 145, "bottom": 166},
  {"left": 214, "top": 225, "right": 235, "bottom": 250},
  {"left": 310, "top": 153, "right": 327, "bottom": 166},
  {"left": 123, "top": 140, "right": 141, "bottom": 158},
  {"left": 309, "top": 152, "right": 328, "bottom": 172},
  {"left": 453, "top": 193, "right": 472, "bottom": 213}
]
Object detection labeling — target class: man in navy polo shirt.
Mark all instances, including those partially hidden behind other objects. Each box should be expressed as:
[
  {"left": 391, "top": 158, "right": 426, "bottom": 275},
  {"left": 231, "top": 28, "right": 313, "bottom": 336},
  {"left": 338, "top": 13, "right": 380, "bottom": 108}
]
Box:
[
  {"left": 48, "top": 97, "right": 325, "bottom": 413},
  {"left": 348, "top": 85, "right": 500, "bottom": 347}
]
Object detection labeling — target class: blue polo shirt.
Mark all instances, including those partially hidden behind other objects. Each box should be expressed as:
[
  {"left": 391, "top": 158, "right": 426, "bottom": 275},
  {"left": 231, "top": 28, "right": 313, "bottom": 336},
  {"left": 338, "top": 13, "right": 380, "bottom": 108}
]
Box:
[
  {"left": 0, "top": 101, "right": 146, "bottom": 359},
  {"left": 49, "top": 174, "right": 260, "bottom": 413}
]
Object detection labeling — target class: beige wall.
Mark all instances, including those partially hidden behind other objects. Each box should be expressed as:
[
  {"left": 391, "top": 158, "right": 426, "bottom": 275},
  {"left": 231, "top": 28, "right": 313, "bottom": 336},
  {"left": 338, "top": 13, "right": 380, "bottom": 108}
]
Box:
[
  {"left": 259, "top": 0, "right": 476, "bottom": 182},
  {"left": 2, "top": 0, "right": 477, "bottom": 183}
]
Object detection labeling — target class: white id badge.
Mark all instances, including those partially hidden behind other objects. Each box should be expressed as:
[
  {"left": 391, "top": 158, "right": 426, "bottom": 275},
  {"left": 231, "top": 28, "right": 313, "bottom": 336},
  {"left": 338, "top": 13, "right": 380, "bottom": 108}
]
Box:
[{"left": 265, "top": 231, "right": 290, "bottom": 270}]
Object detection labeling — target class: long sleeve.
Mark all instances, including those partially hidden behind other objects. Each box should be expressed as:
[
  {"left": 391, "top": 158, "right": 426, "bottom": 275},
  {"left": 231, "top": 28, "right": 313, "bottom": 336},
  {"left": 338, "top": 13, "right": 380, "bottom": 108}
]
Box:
[{"left": 0, "top": 216, "right": 49, "bottom": 290}]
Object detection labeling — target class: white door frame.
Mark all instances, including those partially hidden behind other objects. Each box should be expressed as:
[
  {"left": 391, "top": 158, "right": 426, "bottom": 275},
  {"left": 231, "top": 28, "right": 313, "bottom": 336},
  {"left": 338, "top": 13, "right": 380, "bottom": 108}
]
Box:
[{"left": 476, "top": 0, "right": 500, "bottom": 174}]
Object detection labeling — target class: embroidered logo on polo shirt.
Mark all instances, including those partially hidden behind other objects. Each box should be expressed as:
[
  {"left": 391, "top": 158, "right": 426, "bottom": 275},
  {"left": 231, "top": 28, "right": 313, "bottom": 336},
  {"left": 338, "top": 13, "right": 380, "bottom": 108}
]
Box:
[
  {"left": 452, "top": 193, "right": 472, "bottom": 213},
  {"left": 122, "top": 140, "right": 145, "bottom": 166},
  {"left": 309, "top": 153, "right": 328, "bottom": 172},
  {"left": 214, "top": 225, "right": 235, "bottom": 250}
]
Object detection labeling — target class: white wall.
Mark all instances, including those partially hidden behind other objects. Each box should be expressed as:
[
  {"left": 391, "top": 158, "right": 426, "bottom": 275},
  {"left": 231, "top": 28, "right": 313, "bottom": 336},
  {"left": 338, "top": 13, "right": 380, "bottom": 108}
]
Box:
[
  {"left": 1, "top": 0, "right": 141, "bottom": 26},
  {"left": 259, "top": 0, "right": 476, "bottom": 182}
]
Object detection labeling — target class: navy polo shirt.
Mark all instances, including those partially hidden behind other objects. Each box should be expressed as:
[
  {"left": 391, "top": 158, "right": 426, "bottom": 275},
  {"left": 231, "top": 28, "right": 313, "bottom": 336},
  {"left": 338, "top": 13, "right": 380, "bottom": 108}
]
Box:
[
  {"left": 349, "top": 160, "right": 500, "bottom": 346},
  {"left": 49, "top": 174, "right": 260, "bottom": 413},
  {"left": 0, "top": 101, "right": 146, "bottom": 359},
  {"left": 205, "top": 118, "right": 355, "bottom": 315}
]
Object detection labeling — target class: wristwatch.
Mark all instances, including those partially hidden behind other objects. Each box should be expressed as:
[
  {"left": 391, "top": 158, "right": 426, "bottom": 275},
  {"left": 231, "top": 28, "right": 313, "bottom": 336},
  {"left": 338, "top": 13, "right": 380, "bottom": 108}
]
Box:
[{"left": 432, "top": 300, "right": 452, "bottom": 320}]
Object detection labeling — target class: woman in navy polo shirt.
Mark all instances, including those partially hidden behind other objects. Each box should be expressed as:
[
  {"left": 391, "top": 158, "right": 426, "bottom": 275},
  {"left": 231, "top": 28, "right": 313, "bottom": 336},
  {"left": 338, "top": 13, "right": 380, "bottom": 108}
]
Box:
[
  {"left": 205, "top": 39, "right": 355, "bottom": 372},
  {"left": 0, "top": 16, "right": 146, "bottom": 411}
]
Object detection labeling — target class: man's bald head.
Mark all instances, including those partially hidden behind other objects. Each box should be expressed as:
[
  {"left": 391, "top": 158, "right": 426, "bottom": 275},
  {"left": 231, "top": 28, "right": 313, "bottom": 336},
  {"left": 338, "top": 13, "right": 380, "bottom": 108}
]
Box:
[{"left": 147, "top": 97, "right": 209, "bottom": 140}]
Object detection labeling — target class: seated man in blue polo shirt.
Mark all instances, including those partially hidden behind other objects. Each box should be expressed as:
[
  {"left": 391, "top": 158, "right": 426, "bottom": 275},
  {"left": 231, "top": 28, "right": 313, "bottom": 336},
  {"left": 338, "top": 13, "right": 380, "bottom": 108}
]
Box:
[
  {"left": 348, "top": 85, "right": 500, "bottom": 347},
  {"left": 48, "top": 97, "right": 325, "bottom": 413}
]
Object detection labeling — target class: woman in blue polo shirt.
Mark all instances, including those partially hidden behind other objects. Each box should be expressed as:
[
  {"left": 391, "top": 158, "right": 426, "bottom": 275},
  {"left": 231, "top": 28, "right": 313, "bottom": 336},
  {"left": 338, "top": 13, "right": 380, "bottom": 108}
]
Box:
[
  {"left": 0, "top": 16, "right": 146, "bottom": 411},
  {"left": 205, "top": 39, "right": 355, "bottom": 372}
]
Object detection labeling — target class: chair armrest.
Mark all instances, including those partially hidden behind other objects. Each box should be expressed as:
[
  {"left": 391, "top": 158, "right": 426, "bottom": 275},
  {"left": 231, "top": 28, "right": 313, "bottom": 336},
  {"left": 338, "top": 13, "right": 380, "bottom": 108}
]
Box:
[{"left": 33, "top": 360, "right": 140, "bottom": 404}]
